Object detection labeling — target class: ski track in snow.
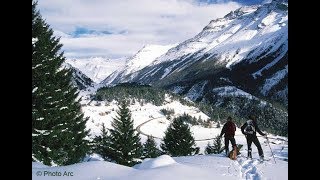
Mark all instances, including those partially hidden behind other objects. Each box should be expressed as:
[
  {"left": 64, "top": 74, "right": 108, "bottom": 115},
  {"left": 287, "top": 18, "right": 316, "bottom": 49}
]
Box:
[
  {"left": 236, "top": 158, "right": 262, "bottom": 180},
  {"left": 234, "top": 153, "right": 277, "bottom": 180}
]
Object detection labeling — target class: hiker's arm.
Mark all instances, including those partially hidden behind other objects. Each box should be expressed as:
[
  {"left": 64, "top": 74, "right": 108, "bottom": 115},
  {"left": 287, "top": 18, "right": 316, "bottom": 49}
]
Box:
[
  {"left": 240, "top": 123, "right": 246, "bottom": 135},
  {"left": 255, "top": 123, "right": 266, "bottom": 136},
  {"left": 220, "top": 124, "right": 225, "bottom": 137}
]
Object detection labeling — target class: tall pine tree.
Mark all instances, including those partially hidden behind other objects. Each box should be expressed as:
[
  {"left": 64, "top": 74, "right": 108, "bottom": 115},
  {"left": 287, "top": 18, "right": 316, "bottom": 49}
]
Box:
[
  {"left": 143, "top": 136, "right": 161, "bottom": 158},
  {"left": 92, "top": 123, "right": 114, "bottom": 161},
  {"left": 32, "top": 0, "right": 89, "bottom": 166},
  {"left": 212, "top": 134, "right": 223, "bottom": 154},
  {"left": 205, "top": 135, "right": 223, "bottom": 154},
  {"left": 109, "top": 101, "right": 143, "bottom": 166},
  {"left": 161, "top": 115, "right": 198, "bottom": 156}
]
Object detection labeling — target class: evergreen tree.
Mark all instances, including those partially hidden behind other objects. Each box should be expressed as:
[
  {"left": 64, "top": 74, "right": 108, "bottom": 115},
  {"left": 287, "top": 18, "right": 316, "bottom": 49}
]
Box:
[
  {"left": 161, "top": 115, "right": 198, "bottom": 156},
  {"left": 92, "top": 124, "right": 114, "bottom": 161},
  {"left": 143, "top": 136, "right": 161, "bottom": 158},
  {"left": 109, "top": 101, "right": 143, "bottom": 166},
  {"left": 32, "top": 1, "right": 89, "bottom": 166},
  {"left": 212, "top": 135, "right": 223, "bottom": 154},
  {"left": 205, "top": 142, "right": 214, "bottom": 155}
]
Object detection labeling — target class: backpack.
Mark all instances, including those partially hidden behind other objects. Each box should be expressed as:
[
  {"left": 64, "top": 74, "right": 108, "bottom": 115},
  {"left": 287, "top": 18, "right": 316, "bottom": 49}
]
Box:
[{"left": 244, "top": 120, "right": 255, "bottom": 135}]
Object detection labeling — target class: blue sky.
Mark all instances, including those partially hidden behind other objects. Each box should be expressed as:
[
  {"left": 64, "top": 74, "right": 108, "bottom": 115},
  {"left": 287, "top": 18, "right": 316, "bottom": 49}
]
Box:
[{"left": 37, "top": 0, "right": 266, "bottom": 59}]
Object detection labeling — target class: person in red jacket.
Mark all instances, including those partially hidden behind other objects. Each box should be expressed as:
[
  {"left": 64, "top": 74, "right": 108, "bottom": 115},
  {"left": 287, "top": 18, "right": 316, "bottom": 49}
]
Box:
[{"left": 219, "top": 116, "right": 237, "bottom": 156}]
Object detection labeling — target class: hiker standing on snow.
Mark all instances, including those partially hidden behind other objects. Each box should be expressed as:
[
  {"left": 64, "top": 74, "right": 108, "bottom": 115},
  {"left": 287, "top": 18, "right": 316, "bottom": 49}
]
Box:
[
  {"left": 241, "top": 115, "right": 266, "bottom": 160},
  {"left": 219, "top": 116, "right": 237, "bottom": 156}
]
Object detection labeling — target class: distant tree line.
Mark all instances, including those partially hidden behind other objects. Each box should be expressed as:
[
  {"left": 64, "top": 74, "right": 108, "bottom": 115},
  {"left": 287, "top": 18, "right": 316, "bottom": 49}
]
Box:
[
  {"left": 95, "top": 83, "right": 166, "bottom": 106},
  {"left": 96, "top": 83, "right": 287, "bottom": 137},
  {"left": 210, "top": 95, "right": 288, "bottom": 136}
]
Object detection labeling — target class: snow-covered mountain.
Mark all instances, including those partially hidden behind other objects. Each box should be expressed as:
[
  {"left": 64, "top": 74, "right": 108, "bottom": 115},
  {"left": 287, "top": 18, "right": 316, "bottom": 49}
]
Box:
[
  {"left": 101, "top": 44, "right": 175, "bottom": 85},
  {"left": 104, "top": 0, "right": 288, "bottom": 106},
  {"left": 65, "top": 0, "right": 288, "bottom": 135},
  {"left": 66, "top": 57, "right": 127, "bottom": 83},
  {"left": 64, "top": 63, "right": 95, "bottom": 90}
]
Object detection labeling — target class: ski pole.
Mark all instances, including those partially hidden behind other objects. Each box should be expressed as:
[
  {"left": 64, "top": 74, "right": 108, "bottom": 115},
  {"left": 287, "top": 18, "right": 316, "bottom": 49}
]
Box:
[{"left": 265, "top": 135, "right": 276, "bottom": 164}]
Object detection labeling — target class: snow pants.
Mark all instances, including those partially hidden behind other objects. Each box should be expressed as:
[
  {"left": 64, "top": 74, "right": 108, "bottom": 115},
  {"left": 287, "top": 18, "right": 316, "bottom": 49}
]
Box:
[
  {"left": 224, "top": 136, "right": 236, "bottom": 155},
  {"left": 246, "top": 135, "right": 263, "bottom": 158}
]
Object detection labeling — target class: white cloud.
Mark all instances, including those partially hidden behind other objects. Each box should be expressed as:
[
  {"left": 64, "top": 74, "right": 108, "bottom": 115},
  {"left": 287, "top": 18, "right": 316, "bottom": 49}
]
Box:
[{"left": 38, "top": 0, "right": 241, "bottom": 59}]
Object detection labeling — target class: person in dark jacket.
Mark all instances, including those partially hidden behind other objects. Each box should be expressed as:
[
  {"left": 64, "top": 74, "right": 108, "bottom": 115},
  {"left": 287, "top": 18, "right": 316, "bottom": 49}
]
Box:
[
  {"left": 241, "top": 115, "right": 266, "bottom": 160},
  {"left": 219, "top": 116, "right": 237, "bottom": 156}
]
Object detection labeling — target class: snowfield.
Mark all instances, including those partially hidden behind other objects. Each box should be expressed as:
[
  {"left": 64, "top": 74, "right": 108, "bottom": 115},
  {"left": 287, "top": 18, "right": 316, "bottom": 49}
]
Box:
[
  {"left": 33, "top": 92, "right": 287, "bottom": 179},
  {"left": 123, "top": 44, "right": 177, "bottom": 77},
  {"left": 82, "top": 95, "right": 210, "bottom": 139},
  {"left": 33, "top": 144, "right": 287, "bottom": 180}
]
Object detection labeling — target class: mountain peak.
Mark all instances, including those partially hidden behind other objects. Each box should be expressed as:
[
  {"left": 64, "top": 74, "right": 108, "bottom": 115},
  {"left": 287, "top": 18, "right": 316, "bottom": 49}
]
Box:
[
  {"left": 124, "top": 44, "right": 177, "bottom": 75},
  {"left": 66, "top": 57, "right": 127, "bottom": 83},
  {"left": 104, "top": 0, "right": 287, "bottom": 106}
]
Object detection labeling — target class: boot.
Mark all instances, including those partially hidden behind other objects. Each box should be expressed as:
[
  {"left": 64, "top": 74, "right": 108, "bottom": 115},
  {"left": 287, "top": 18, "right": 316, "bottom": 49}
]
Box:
[
  {"left": 248, "top": 150, "right": 252, "bottom": 159},
  {"left": 259, "top": 155, "right": 264, "bottom": 161}
]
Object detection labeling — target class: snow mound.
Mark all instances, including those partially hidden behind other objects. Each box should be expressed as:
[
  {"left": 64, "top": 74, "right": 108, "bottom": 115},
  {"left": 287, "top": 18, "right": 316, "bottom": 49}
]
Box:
[
  {"left": 82, "top": 153, "right": 104, "bottom": 162},
  {"left": 32, "top": 162, "right": 49, "bottom": 168},
  {"left": 32, "top": 154, "right": 288, "bottom": 180},
  {"left": 137, "top": 155, "right": 176, "bottom": 169},
  {"left": 32, "top": 161, "right": 136, "bottom": 180}
]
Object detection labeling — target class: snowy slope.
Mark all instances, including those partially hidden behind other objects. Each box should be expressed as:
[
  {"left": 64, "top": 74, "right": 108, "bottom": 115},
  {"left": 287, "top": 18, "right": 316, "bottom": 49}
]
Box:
[
  {"left": 66, "top": 57, "right": 127, "bottom": 83},
  {"left": 69, "top": 1, "right": 288, "bottom": 107},
  {"left": 212, "top": 86, "right": 257, "bottom": 100},
  {"left": 31, "top": 87, "right": 287, "bottom": 180},
  {"left": 32, "top": 142, "right": 288, "bottom": 180},
  {"left": 63, "top": 63, "right": 95, "bottom": 90},
  {"left": 260, "top": 65, "right": 288, "bottom": 95},
  {"left": 79, "top": 91, "right": 286, "bottom": 152},
  {"left": 32, "top": 103, "right": 288, "bottom": 180},
  {"left": 130, "top": 0, "right": 287, "bottom": 82},
  {"left": 33, "top": 98, "right": 288, "bottom": 180},
  {"left": 101, "top": 44, "right": 176, "bottom": 85},
  {"left": 105, "top": 0, "right": 287, "bottom": 107},
  {"left": 124, "top": 44, "right": 177, "bottom": 77},
  {"left": 81, "top": 97, "right": 210, "bottom": 141}
]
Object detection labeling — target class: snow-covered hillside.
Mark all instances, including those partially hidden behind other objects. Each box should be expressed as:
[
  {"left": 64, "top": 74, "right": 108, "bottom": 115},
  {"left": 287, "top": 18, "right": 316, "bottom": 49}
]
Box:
[
  {"left": 34, "top": 91, "right": 288, "bottom": 178},
  {"left": 79, "top": 90, "right": 287, "bottom": 152},
  {"left": 81, "top": 96, "right": 210, "bottom": 143},
  {"left": 101, "top": 44, "right": 175, "bottom": 85},
  {"left": 124, "top": 44, "right": 177, "bottom": 77},
  {"left": 32, "top": 86, "right": 288, "bottom": 180},
  {"left": 62, "top": 63, "right": 95, "bottom": 90},
  {"left": 66, "top": 57, "right": 127, "bottom": 83},
  {"left": 32, "top": 141, "right": 288, "bottom": 180},
  {"left": 66, "top": 44, "right": 175, "bottom": 86},
  {"left": 102, "top": 0, "right": 287, "bottom": 107},
  {"left": 127, "top": 0, "right": 287, "bottom": 83}
]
